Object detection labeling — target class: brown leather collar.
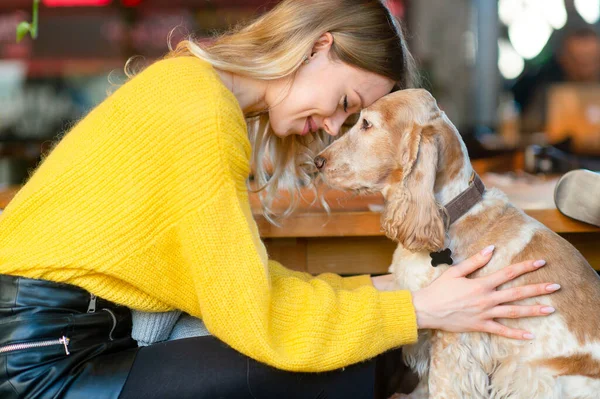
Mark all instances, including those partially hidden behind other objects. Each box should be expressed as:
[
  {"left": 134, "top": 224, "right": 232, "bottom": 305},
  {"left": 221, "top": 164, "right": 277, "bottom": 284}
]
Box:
[{"left": 443, "top": 173, "right": 486, "bottom": 227}]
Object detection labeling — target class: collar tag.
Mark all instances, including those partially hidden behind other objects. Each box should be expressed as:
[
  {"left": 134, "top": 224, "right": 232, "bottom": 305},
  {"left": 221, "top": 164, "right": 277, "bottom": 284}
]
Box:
[{"left": 430, "top": 248, "right": 453, "bottom": 267}]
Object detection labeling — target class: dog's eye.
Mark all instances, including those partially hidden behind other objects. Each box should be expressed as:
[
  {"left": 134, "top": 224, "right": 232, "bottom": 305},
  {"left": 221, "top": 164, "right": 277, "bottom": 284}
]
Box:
[{"left": 362, "top": 118, "right": 372, "bottom": 130}]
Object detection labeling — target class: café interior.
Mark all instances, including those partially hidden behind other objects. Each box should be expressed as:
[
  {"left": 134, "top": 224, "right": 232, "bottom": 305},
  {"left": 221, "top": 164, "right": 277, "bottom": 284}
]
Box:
[{"left": 0, "top": 0, "right": 599, "bottom": 276}]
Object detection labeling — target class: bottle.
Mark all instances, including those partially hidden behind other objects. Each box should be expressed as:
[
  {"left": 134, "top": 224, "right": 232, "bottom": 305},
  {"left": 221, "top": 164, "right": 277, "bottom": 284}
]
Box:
[{"left": 498, "top": 92, "right": 521, "bottom": 149}]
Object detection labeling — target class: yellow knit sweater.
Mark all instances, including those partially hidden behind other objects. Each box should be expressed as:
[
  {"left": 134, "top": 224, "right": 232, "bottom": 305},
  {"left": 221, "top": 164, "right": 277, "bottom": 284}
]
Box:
[{"left": 0, "top": 56, "right": 417, "bottom": 372}]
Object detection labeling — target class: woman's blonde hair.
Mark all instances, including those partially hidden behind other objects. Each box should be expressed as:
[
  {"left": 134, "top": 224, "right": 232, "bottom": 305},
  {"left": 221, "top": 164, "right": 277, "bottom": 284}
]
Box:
[{"left": 169, "top": 0, "right": 418, "bottom": 223}]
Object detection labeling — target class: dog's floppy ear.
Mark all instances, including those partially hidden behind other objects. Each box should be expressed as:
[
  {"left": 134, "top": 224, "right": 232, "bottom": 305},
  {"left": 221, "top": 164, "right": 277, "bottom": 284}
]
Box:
[{"left": 382, "top": 125, "right": 445, "bottom": 252}]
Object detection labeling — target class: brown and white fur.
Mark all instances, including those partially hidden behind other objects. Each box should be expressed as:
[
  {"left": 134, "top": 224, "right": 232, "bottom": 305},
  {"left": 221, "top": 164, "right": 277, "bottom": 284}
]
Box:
[{"left": 316, "top": 89, "right": 600, "bottom": 399}]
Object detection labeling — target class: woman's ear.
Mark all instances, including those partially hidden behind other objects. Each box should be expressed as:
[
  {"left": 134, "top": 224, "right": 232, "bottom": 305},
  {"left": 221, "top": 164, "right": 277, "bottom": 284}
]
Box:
[
  {"left": 312, "top": 32, "right": 334, "bottom": 54},
  {"left": 381, "top": 126, "right": 445, "bottom": 252}
]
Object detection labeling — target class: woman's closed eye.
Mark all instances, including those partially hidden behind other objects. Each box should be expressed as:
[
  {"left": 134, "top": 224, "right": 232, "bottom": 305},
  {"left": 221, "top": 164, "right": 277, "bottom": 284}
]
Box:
[{"left": 343, "top": 95, "right": 349, "bottom": 113}]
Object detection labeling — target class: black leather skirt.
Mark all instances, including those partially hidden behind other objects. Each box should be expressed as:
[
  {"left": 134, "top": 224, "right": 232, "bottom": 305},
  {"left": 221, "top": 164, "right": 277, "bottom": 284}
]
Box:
[
  {"left": 0, "top": 274, "right": 137, "bottom": 399},
  {"left": 0, "top": 274, "right": 408, "bottom": 399}
]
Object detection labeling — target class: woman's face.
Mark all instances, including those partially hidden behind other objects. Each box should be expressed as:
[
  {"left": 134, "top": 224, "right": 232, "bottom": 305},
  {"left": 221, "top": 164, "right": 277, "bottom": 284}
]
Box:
[{"left": 266, "top": 33, "right": 396, "bottom": 138}]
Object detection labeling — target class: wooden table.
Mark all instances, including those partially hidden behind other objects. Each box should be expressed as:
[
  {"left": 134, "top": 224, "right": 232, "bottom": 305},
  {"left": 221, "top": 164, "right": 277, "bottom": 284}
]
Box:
[
  {"left": 2, "top": 175, "right": 599, "bottom": 273},
  {"left": 250, "top": 177, "right": 600, "bottom": 274}
]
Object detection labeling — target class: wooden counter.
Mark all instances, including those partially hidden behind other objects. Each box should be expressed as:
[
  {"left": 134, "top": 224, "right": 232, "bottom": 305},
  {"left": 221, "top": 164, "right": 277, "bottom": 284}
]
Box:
[
  {"left": 0, "top": 186, "right": 18, "bottom": 210},
  {"left": 252, "top": 191, "right": 600, "bottom": 238},
  {"left": 248, "top": 179, "right": 600, "bottom": 274},
  {"left": 2, "top": 175, "right": 599, "bottom": 273}
]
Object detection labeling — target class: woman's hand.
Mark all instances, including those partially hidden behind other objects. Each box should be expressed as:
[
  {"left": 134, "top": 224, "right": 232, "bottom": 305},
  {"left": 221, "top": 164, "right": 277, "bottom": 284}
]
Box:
[{"left": 411, "top": 245, "right": 560, "bottom": 340}]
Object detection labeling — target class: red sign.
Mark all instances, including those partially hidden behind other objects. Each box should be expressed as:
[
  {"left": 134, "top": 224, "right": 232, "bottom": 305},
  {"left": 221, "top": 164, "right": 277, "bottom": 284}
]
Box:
[
  {"left": 385, "top": 0, "right": 405, "bottom": 19},
  {"left": 43, "top": 0, "right": 112, "bottom": 6},
  {"left": 121, "top": 0, "right": 142, "bottom": 6}
]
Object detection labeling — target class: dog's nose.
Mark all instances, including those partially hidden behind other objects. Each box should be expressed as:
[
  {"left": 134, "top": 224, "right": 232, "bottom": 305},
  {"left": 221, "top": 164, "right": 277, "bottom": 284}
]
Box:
[{"left": 314, "top": 156, "right": 327, "bottom": 170}]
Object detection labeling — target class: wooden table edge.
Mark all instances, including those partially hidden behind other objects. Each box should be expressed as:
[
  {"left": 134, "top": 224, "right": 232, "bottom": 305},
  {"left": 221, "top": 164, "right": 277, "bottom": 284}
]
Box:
[
  {"left": 254, "top": 209, "right": 600, "bottom": 238},
  {"left": 2, "top": 186, "right": 598, "bottom": 236}
]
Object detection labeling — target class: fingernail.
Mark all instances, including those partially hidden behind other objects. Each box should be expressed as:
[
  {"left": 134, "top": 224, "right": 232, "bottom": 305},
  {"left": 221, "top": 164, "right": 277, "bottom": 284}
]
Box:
[
  {"left": 523, "top": 333, "right": 535, "bottom": 340},
  {"left": 481, "top": 245, "right": 495, "bottom": 256},
  {"left": 541, "top": 306, "right": 555, "bottom": 314},
  {"left": 546, "top": 284, "right": 561, "bottom": 292},
  {"left": 533, "top": 260, "right": 546, "bottom": 267}
]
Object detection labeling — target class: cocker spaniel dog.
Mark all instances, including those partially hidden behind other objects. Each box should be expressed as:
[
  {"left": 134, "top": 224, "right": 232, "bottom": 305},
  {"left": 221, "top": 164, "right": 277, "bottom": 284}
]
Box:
[{"left": 315, "top": 89, "right": 600, "bottom": 399}]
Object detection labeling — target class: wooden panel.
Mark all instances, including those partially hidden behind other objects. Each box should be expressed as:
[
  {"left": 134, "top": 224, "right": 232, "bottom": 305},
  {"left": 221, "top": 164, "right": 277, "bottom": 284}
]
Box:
[
  {"left": 255, "top": 211, "right": 385, "bottom": 238},
  {"left": 306, "top": 237, "right": 397, "bottom": 275},
  {"left": 263, "top": 238, "right": 307, "bottom": 273},
  {"left": 560, "top": 233, "right": 600, "bottom": 271},
  {"left": 297, "top": 234, "right": 600, "bottom": 275},
  {"left": 528, "top": 209, "right": 600, "bottom": 234}
]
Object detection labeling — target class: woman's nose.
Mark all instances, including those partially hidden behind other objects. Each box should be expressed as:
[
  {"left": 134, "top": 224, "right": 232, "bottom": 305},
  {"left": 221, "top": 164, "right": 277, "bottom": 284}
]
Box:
[{"left": 323, "top": 112, "right": 346, "bottom": 136}]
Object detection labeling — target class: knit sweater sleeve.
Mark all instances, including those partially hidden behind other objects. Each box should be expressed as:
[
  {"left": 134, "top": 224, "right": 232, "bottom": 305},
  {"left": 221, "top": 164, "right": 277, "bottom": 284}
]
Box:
[
  {"left": 170, "top": 88, "right": 418, "bottom": 371},
  {"left": 177, "top": 178, "right": 418, "bottom": 372},
  {"left": 268, "top": 260, "right": 373, "bottom": 291}
]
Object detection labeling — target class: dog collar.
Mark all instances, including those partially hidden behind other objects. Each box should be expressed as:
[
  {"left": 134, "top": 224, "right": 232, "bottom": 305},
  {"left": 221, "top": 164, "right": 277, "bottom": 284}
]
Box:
[
  {"left": 430, "top": 173, "right": 486, "bottom": 267},
  {"left": 443, "top": 172, "right": 486, "bottom": 226}
]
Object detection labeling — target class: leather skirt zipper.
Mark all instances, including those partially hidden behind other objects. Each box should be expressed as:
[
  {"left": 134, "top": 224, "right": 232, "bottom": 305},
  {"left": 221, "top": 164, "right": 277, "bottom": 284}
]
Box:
[
  {"left": 0, "top": 336, "right": 70, "bottom": 355},
  {"left": 87, "top": 293, "right": 97, "bottom": 313}
]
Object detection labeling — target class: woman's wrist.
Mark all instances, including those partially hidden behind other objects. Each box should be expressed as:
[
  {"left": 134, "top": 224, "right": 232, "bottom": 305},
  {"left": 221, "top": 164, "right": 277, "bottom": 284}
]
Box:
[
  {"left": 370, "top": 274, "right": 396, "bottom": 291},
  {"left": 411, "top": 288, "right": 436, "bottom": 330}
]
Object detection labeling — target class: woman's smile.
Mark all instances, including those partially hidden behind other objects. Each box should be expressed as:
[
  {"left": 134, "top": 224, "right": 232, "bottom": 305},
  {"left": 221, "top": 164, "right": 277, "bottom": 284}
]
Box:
[{"left": 301, "top": 116, "right": 317, "bottom": 135}]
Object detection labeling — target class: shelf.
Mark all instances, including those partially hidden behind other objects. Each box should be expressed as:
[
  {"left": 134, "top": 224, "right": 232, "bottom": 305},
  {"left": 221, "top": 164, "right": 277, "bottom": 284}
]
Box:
[
  {"left": 0, "top": 136, "right": 53, "bottom": 143},
  {"left": 23, "top": 58, "right": 127, "bottom": 78},
  {"left": 0, "top": 58, "right": 129, "bottom": 78}
]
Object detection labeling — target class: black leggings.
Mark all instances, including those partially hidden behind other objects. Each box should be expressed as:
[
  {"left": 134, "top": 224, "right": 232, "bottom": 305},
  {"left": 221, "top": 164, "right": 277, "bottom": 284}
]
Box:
[{"left": 119, "top": 335, "right": 398, "bottom": 399}]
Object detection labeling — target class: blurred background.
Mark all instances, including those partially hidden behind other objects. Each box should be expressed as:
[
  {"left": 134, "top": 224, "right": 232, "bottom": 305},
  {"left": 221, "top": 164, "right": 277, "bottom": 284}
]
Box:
[{"left": 0, "top": 0, "right": 599, "bottom": 186}]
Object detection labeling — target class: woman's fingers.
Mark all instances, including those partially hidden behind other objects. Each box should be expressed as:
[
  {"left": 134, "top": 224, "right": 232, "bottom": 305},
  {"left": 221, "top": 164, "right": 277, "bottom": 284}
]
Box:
[
  {"left": 486, "top": 304, "right": 556, "bottom": 320},
  {"left": 492, "top": 282, "right": 561, "bottom": 304},
  {"left": 481, "top": 321, "right": 535, "bottom": 340},
  {"left": 449, "top": 245, "right": 496, "bottom": 277},
  {"left": 482, "top": 259, "right": 547, "bottom": 288}
]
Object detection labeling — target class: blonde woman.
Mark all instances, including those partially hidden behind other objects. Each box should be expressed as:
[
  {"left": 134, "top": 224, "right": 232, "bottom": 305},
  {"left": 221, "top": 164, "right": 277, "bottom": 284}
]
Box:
[{"left": 0, "top": 1, "right": 559, "bottom": 398}]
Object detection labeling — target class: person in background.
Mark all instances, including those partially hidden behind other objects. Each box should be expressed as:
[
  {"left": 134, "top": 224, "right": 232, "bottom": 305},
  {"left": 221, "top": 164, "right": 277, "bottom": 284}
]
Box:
[
  {"left": 0, "top": 1, "right": 559, "bottom": 398},
  {"left": 512, "top": 26, "right": 600, "bottom": 134}
]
